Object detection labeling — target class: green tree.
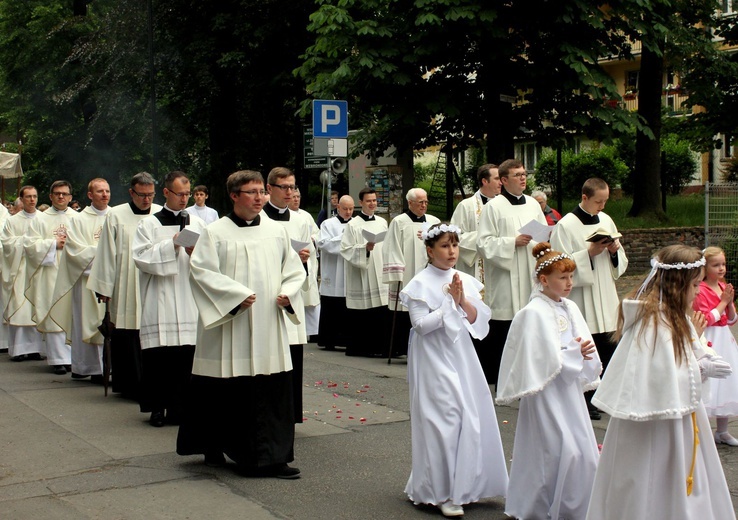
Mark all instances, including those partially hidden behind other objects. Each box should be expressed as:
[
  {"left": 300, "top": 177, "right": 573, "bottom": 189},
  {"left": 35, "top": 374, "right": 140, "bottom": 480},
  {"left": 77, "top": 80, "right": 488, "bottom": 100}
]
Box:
[{"left": 296, "top": 0, "right": 642, "bottom": 176}]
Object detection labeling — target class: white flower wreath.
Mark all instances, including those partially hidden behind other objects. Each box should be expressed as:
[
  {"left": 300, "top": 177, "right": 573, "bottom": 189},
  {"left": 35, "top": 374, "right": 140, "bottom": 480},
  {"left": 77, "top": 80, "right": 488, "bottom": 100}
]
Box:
[{"left": 421, "top": 223, "right": 461, "bottom": 241}]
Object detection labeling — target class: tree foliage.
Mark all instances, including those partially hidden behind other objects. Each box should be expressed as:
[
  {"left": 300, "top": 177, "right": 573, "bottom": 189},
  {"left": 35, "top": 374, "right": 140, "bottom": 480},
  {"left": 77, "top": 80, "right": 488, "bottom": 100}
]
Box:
[{"left": 296, "top": 0, "right": 643, "bottom": 165}]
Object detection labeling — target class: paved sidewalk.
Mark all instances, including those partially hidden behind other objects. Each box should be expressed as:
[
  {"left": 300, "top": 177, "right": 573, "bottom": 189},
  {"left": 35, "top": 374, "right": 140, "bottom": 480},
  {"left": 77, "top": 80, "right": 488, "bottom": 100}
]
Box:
[{"left": 2, "top": 337, "right": 737, "bottom": 519}]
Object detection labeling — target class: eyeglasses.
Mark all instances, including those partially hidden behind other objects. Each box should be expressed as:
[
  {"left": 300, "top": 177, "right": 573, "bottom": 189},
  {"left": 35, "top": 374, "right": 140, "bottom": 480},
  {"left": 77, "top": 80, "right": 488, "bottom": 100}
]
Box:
[
  {"left": 52, "top": 192, "right": 71, "bottom": 197},
  {"left": 239, "top": 189, "right": 267, "bottom": 196},
  {"left": 131, "top": 190, "right": 155, "bottom": 199},
  {"left": 270, "top": 184, "right": 297, "bottom": 192},
  {"left": 508, "top": 172, "right": 527, "bottom": 178},
  {"left": 170, "top": 191, "right": 191, "bottom": 198}
]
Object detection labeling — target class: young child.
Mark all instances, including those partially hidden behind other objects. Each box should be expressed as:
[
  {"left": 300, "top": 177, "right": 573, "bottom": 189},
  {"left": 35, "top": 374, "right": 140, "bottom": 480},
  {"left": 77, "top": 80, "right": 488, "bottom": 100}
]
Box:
[
  {"left": 400, "top": 223, "right": 508, "bottom": 518},
  {"left": 693, "top": 246, "right": 738, "bottom": 446},
  {"left": 497, "top": 242, "right": 602, "bottom": 520},
  {"left": 188, "top": 185, "right": 219, "bottom": 224},
  {"left": 587, "top": 245, "right": 735, "bottom": 519}
]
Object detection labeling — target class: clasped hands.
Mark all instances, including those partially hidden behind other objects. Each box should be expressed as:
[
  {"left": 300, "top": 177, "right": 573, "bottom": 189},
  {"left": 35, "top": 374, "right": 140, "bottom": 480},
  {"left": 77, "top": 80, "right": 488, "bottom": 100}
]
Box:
[{"left": 239, "top": 294, "right": 291, "bottom": 310}]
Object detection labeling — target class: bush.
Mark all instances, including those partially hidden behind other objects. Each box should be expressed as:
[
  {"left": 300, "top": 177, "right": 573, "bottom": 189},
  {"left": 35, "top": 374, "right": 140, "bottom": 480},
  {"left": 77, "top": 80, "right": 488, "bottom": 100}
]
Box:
[
  {"left": 534, "top": 146, "right": 628, "bottom": 199},
  {"left": 618, "top": 133, "right": 698, "bottom": 195},
  {"left": 721, "top": 156, "right": 738, "bottom": 183}
]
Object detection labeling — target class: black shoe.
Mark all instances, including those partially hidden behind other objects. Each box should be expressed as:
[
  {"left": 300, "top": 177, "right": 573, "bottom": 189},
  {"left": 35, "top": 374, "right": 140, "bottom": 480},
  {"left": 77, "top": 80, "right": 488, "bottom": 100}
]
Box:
[
  {"left": 239, "top": 463, "right": 301, "bottom": 479},
  {"left": 10, "top": 355, "right": 27, "bottom": 362},
  {"left": 149, "top": 411, "right": 166, "bottom": 427},
  {"left": 71, "top": 373, "right": 89, "bottom": 379},
  {"left": 53, "top": 365, "right": 67, "bottom": 375},
  {"left": 27, "top": 353, "right": 43, "bottom": 361},
  {"left": 589, "top": 410, "right": 602, "bottom": 421},
  {"left": 204, "top": 451, "right": 226, "bottom": 467},
  {"left": 90, "top": 375, "right": 104, "bottom": 385}
]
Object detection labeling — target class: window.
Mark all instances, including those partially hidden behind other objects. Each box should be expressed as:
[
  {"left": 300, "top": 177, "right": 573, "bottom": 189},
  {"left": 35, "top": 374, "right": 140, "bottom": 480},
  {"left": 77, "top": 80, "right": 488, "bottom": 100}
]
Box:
[{"left": 625, "top": 70, "right": 640, "bottom": 91}]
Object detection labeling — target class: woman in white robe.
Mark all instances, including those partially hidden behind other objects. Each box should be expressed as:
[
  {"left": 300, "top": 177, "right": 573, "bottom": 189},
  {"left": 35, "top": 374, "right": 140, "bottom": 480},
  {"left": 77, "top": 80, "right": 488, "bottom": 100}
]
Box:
[
  {"left": 400, "top": 223, "right": 508, "bottom": 518},
  {"left": 587, "top": 245, "right": 735, "bottom": 520},
  {"left": 497, "top": 242, "right": 601, "bottom": 520}
]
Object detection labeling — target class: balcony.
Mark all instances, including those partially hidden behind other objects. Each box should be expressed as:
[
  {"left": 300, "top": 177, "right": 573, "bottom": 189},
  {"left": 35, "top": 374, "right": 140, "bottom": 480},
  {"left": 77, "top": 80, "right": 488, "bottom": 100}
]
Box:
[{"left": 605, "top": 89, "right": 692, "bottom": 115}]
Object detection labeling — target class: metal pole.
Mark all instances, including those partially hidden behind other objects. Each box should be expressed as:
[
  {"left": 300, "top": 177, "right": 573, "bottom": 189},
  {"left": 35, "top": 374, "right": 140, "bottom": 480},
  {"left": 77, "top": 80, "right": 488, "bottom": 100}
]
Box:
[{"left": 704, "top": 181, "right": 709, "bottom": 249}]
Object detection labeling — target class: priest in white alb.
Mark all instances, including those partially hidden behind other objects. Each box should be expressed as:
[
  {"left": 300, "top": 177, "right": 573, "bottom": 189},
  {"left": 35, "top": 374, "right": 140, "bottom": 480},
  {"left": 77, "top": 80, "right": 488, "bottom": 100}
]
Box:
[
  {"left": 48, "top": 178, "right": 110, "bottom": 380},
  {"left": 340, "top": 187, "right": 390, "bottom": 356},
  {"left": 87, "top": 172, "right": 162, "bottom": 398},
  {"left": 289, "top": 188, "right": 320, "bottom": 337},
  {"left": 317, "top": 195, "right": 353, "bottom": 350},
  {"left": 0, "top": 200, "right": 10, "bottom": 351},
  {"left": 176, "top": 170, "right": 305, "bottom": 479},
  {"left": 450, "top": 163, "right": 501, "bottom": 281},
  {"left": 24, "top": 180, "right": 79, "bottom": 375},
  {"left": 476, "top": 158, "right": 546, "bottom": 385},
  {"left": 1, "top": 186, "right": 43, "bottom": 361},
  {"left": 382, "top": 187, "right": 440, "bottom": 357},
  {"left": 550, "top": 177, "right": 627, "bottom": 420},
  {"left": 263, "top": 166, "right": 315, "bottom": 424}
]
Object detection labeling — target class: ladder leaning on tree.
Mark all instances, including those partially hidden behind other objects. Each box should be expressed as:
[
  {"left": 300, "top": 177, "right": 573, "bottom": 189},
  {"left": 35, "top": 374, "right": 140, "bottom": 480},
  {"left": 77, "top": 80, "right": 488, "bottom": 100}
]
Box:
[{"left": 427, "top": 145, "right": 466, "bottom": 220}]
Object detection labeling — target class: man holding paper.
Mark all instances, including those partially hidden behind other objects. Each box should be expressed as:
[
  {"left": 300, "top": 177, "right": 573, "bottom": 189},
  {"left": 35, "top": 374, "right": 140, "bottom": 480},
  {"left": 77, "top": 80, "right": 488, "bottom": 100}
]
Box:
[
  {"left": 476, "top": 159, "right": 546, "bottom": 385},
  {"left": 341, "top": 188, "right": 390, "bottom": 356},
  {"left": 132, "top": 171, "right": 206, "bottom": 426},
  {"left": 263, "top": 166, "right": 316, "bottom": 423},
  {"left": 550, "top": 177, "right": 627, "bottom": 419},
  {"left": 316, "top": 195, "right": 354, "bottom": 351},
  {"left": 450, "top": 163, "right": 501, "bottom": 281}
]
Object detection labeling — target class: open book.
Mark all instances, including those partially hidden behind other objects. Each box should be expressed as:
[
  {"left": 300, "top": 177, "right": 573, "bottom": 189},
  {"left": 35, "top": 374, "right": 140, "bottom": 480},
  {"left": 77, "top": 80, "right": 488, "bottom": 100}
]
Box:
[
  {"left": 586, "top": 229, "right": 622, "bottom": 243},
  {"left": 173, "top": 228, "right": 200, "bottom": 248},
  {"left": 362, "top": 229, "right": 387, "bottom": 244}
]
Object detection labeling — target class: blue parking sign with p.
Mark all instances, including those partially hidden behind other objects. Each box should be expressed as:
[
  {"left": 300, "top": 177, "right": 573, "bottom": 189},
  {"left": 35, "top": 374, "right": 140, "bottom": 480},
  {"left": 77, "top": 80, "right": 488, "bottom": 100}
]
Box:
[{"left": 313, "top": 100, "right": 348, "bottom": 138}]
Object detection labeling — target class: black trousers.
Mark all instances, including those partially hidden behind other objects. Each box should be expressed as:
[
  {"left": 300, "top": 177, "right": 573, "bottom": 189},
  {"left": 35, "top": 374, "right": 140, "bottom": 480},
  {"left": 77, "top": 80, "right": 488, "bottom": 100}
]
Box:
[
  {"left": 110, "top": 329, "right": 142, "bottom": 400},
  {"left": 474, "top": 319, "right": 511, "bottom": 386},
  {"left": 139, "top": 345, "right": 195, "bottom": 415}
]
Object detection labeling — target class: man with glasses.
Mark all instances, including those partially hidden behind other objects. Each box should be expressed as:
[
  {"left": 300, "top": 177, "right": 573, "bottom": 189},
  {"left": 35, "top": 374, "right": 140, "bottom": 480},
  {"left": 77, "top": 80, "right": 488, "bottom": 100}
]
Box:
[
  {"left": 88, "top": 172, "right": 161, "bottom": 398},
  {"left": 263, "top": 166, "right": 317, "bottom": 424},
  {"left": 132, "top": 171, "right": 206, "bottom": 427},
  {"left": 24, "top": 181, "right": 79, "bottom": 375},
  {"left": 382, "top": 187, "right": 440, "bottom": 357},
  {"left": 1, "top": 185, "right": 44, "bottom": 362},
  {"left": 48, "top": 178, "right": 111, "bottom": 381},
  {"left": 177, "top": 169, "right": 305, "bottom": 478},
  {"left": 476, "top": 159, "right": 547, "bottom": 385}
]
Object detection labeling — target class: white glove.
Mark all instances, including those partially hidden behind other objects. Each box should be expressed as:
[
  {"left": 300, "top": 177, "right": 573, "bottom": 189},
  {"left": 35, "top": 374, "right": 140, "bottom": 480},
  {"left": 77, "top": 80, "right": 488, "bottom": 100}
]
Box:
[{"left": 699, "top": 356, "right": 733, "bottom": 380}]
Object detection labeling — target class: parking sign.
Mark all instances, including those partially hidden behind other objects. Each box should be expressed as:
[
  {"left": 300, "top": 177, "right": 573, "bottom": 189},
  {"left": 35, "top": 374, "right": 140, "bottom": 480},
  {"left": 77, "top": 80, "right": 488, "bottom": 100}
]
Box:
[{"left": 312, "top": 100, "right": 348, "bottom": 138}]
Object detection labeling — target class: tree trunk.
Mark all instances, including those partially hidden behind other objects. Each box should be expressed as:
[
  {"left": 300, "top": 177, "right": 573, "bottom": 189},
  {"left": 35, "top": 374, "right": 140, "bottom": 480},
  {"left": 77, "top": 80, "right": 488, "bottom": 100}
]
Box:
[{"left": 628, "top": 43, "right": 667, "bottom": 220}]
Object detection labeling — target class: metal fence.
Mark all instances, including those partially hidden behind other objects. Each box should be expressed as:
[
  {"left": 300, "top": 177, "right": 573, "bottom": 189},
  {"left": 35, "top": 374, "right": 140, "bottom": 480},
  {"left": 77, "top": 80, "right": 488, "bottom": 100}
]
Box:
[{"left": 705, "top": 181, "right": 738, "bottom": 285}]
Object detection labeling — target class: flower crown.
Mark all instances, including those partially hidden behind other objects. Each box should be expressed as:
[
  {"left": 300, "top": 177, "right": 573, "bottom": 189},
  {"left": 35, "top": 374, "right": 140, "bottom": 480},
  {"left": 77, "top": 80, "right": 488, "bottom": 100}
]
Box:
[
  {"left": 535, "top": 252, "right": 572, "bottom": 275},
  {"left": 635, "top": 255, "right": 706, "bottom": 299},
  {"left": 422, "top": 223, "right": 461, "bottom": 241}
]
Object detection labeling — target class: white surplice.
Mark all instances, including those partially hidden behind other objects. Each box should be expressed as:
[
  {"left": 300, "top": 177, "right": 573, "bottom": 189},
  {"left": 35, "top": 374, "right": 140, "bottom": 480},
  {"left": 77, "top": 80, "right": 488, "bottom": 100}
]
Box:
[
  {"left": 497, "top": 292, "right": 602, "bottom": 520},
  {"left": 188, "top": 216, "right": 306, "bottom": 378},
  {"left": 450, "top": 191, "right": 486, "bottom": 281},
  {"left": 0, "top": 203, "right": 10, "bottom": 348},
  {"left": 48, "top": 205, "right": 109, "bottom": 375},
  {"left": 295, "top": 208, "right": 321, "bottom": 335},
  {"left": 587, "top": 300, "right": 735, "bottom": 520},
  {"left": 476, "top": 193, "right": 546, "bottom": 319},
  {"left": 340, "top": 214, "right": 389, "bottom": 309},
  {"left": 317, "top": 216, "right": 349, "bottom": 297},
  {"left": 382, "top": 211, "right": 440, "bottom": 311},
  {"left": 550, "top": 210, "right": 628, "bottom": 334},
  {"left": 401, "top": 264, "right": 508, "bottom": 506},
  {"left": 87, "top": 202, "right": 162, "bottom": 329},
  {"left": 132, "top": 212, "right": 206, "bottom": 349}
]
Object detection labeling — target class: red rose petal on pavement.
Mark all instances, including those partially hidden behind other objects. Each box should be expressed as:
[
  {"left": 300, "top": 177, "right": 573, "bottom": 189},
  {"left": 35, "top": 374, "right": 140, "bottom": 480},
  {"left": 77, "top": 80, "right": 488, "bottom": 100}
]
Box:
[
  {"left": 349, "top": 416, "right": 354, "bottom": 419},
  {"left": 315, "top": 381, "right": 323, "bottom": 386},
  {"left": 333, "top": 393, "right": 339, "bottom": 398},
  {"left": 355, "top": 403, "right": 360, "bottom": 406},
  {"left": 335, "top": 415, "right": 342, "bottom": 419},
  {"left": 336, "top": 409, "right": 342, "bottom": 413},
  {"left": 360, "top": 418, "right": 366, "bottom": 422},
  {"left": 363, "top": 385, "right": 370, "bottom": 388}
]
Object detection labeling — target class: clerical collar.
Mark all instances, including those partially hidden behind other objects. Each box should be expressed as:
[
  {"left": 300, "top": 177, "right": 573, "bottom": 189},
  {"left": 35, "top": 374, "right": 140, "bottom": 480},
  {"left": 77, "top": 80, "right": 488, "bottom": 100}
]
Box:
[
  {"left": 499, "top": 187, "right": 526, "bottom": 206},
  {"left": 358, "top": 212, "right": 375, "bottom": 221},
  {"left": 90, "top": 205, "right": 108, "bottom": 216},
  {"left": 163, "top": 204, "right": 183, "bottom": 217},
  {"left": 480, "top": 193, "right": 490, "bottom": 205},
  {"left": 404, "top": 209, "right": 426, "bottom": 223},
  {"left": 572, "top": 204, "right": 600, "bottom": 225},
  {"left": 264, "top": 202, "right": 290, "bottom": 221},
  {"left": 155, "top": 206, "right": 189, "bottom": 228},
  {"left": 129, "top": 201, "right": 151, "bottom": 215},
  {"left": 337, "top": 215, "right": 352, "bottom": 224},
  {"left": 228, "top": 213, "right": 261, "bottom": 227}
]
